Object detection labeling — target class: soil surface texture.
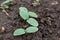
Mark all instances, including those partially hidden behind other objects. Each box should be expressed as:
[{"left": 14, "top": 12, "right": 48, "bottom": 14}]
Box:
[{"left": 0, "top": 0, "right": 60, "bottom": 40}]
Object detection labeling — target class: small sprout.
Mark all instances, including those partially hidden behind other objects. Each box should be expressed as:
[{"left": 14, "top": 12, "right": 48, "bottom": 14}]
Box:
[
  {"left": 13, "top": 28, "right": 25, "bottom": 36},
  {"left": 29, "top": 11, "right": 38, "bottom": 18},
  {"left": 0, "top": 0, "right": 14, "bottom": 16},
  {"left": 1, "top": 5, "right": 9, "bottom": 9},
  {"left": 32, "top": 0, "right": 40, "bottom": 6},
  {"left": 19, "top": 7, "right": 29, "bottom": 20},
  {"left": 26, "top": 27, "right": 38, "bottom": 33},
  {"left": 27, "top": 18, "right": 38, "bottom": 26},
  {"left": 1, "top": 0, "right": 13, "bottom": 7}
]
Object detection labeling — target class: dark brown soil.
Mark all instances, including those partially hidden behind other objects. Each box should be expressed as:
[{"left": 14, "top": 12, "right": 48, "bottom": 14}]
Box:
[{"left": 0, "top": 0, "right": 60, "bottom": 40}]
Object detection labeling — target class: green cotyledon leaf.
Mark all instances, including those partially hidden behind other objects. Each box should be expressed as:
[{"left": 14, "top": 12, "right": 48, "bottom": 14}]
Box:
[
  {"left": 26, "top": 27, "right": 38, "bottom": 33},
  {"left": 29, "top": 11, "right": 38, "bottom": 18},
  {"left": 19, "top": 7, "right": 29, "bottom": 20},
  {"left": 27, "top": 18, "right": 39, "bottom": 26},
  {"left": 13, "top": 28, "right": 25, "bottom": 36}
]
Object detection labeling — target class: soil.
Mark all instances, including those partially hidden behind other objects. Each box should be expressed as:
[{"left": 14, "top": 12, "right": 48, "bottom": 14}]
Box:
[{"left": 0, "top": 0, "right": 60, "bottom": 40}]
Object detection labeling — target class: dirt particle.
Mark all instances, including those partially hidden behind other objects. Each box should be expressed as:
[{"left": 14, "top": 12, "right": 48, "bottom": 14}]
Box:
[
  {"left": 23, "top": 24, "right": 28, "bottom": 28},
  {"left": 0, "top": 27, "right": 5, "bottom": 33},
  {"left": 46, "top": 17, "right": 52, "bottom": 25}
]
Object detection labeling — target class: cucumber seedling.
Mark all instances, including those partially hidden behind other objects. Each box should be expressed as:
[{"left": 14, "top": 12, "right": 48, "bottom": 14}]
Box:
[
  {"left": 13, "top": 7, "right": 39, "bottom": 36},
  {"left": 0, "top": 0, "right": 14, "bottom": 16}
]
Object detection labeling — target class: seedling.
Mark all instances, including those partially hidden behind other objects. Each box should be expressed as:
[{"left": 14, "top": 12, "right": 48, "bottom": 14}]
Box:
[
  {"left": 13, "top": 7, "right": 39, "bottom": 36},
  {"left": 0, "top": 0, "right": 14, "bottom": 16},
  {"left": 32, "top": 0, "right": 40, "bottom": 6}
]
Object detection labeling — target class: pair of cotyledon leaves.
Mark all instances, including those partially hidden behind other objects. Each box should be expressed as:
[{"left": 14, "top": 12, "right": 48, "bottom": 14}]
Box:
[
  {"left": 13, "top": 7, "right": 39, "bottom": 36},
  {"left": 13, "top": 27, "right": 38, "bottom": 36},
  {"left": 19, "top": 7, "right": 38, "bottom": 27},
  {"left": 19, "top": 7, "right": 38, "bottom": 20}
]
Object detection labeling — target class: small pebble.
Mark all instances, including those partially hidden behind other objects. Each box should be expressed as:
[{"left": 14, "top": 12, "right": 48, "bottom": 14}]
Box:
[
  {"left": 46, "top": 17, "right": 52, "bottom": 25},
  {"left": 0, "top": 27, "right": 5, "bottom": 33}
]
